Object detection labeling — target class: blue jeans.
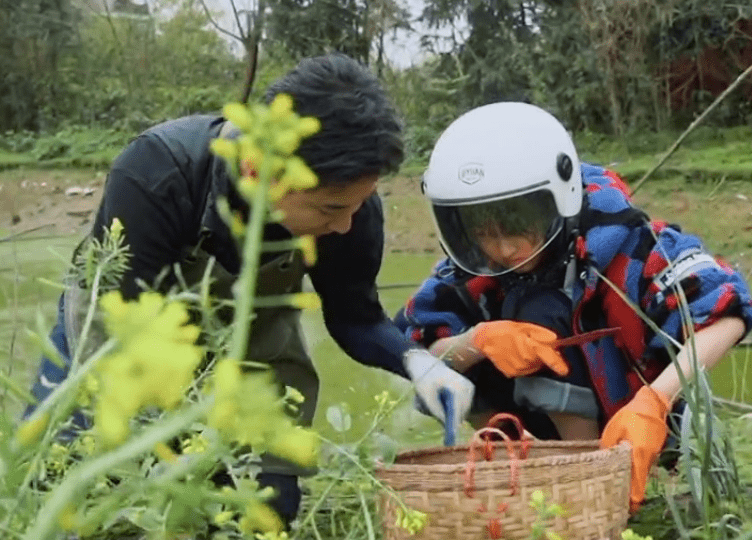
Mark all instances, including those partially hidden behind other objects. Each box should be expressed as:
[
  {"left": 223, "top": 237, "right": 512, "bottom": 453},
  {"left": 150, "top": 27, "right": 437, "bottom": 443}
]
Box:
[{"left": 24, "top": 294, "right": 91, "bottom": 436}]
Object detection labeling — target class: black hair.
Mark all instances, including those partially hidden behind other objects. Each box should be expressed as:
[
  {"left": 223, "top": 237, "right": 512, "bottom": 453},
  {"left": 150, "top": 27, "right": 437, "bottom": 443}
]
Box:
[
  {"left": 458, "top": 191, "right": 559, "bottom": 238},
  {"left": 264, "top": 53, "right": 404, "bottom": 185}
]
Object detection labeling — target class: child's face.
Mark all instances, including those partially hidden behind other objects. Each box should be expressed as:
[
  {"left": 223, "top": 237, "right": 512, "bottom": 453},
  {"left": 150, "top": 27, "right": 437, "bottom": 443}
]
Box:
[{"left": 474, "top": 226, "right": 546, "bottom": 274}]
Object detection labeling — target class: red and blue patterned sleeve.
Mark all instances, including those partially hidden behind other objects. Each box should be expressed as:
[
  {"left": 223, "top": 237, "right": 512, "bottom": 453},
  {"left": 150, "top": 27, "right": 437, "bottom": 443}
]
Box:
[
  {"left": 642, "top": 224, "right": 752, "bottom": 348},
  {"left": 394, "top": 259, "right": 503, "bottom": 347},
  {"left": 599, "top": 221, "right": 752, "bottom": 369},
  {"left": 582, "top": 164, "right": 752, "bottom": 373}
]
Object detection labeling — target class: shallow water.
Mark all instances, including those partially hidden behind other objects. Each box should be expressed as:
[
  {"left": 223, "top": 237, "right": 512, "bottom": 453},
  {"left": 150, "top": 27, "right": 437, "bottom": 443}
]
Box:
[{"left": 2, "top": 237, "right": 749, "bottom": 445}]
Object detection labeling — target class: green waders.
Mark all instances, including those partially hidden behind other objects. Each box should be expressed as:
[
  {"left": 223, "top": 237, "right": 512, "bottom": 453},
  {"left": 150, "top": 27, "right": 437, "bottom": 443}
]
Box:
[{"left": 178, "top": 244, "right": 320, "bottom": 477}]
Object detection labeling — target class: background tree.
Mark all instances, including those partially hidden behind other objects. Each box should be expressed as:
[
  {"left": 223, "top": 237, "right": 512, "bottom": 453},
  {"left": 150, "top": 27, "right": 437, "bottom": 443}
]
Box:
[
  {"left": 417, "top": 0, "right": 752, "bottom": 136},
  {"left": 0, "top": 0, "right": 78, "bottom": 132}
]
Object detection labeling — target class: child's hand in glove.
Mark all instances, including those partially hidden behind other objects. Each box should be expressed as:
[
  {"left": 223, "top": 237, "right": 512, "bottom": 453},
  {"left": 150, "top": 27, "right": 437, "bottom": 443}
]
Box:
[
  {"left": 471, "top": 320, "right": 570, "bottom": 378},
  {"left": 600, "top": 386, "right": 670, "bottom": 513}
]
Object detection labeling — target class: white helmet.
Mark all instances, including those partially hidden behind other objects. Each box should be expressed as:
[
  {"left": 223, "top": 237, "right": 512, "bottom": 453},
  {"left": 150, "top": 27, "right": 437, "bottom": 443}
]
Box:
[{"left": 423, "top": 102, "right": 582, "bottom": 276}]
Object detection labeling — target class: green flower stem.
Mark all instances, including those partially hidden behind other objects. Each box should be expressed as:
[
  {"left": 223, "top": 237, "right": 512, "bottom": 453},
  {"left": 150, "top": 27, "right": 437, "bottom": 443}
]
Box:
[
  {"left": 0, "top": 523, "right": 23, "bottom": 540},
  {"left": 157, "top": 478, "right": 265, "bottom": 506},
  {"left": 254, "top": 294, "right": 316, "bottom": 308},
  {"left": 295, "top": 479, "right": 336, "bottom": 533},
  {"left": 5, "top": 338, "right": 118, "bottom": 532},
  {"left": 77, "top": 442, "right": 227, "bottom": 532},
  {"left": 70, "top": 255, "right": 114, "bottom": 373},
  {"left": 23, "top": 397, "right": 212, "bottom": 540},
  {"left": 318, "top": 435, "right": 413, "bottom": 515},
  {"left": 261, "top": 239, "right": 301, "bottom": 252},
  {"left": 230, "top": 141, "right": 274, "bottom": 362},
  {"left": 358, "top": 488, "right": 376, "bottom": 540},
  {"left": 354, "top": 390, "right": 412, "bottom": 448},
  {"left": 0, "top": 370, "right": 36, "bottom": 404}
]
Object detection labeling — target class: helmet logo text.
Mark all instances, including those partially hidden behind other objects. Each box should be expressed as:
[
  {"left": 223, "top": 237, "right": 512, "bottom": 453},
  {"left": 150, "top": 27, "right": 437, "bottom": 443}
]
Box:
[{"left": 459, "top": 163, "right": 484, "bottom": 185}]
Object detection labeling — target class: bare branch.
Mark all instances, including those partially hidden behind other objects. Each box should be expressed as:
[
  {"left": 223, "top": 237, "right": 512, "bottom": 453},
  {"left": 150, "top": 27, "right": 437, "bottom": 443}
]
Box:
[
  {"left": 632, "top": 61, "right": 752, "bottom": 194},
  {"left": 228, "top": 0, "right": 249, "bottom": 40},
  {"left": 197, "top": 0, "right": 243, "bottom": 42}
]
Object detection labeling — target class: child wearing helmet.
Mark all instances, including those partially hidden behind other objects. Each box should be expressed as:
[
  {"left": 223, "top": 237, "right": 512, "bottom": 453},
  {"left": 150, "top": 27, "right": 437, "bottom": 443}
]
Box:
[{"left": 395, "top": 102, "right": 752, "bottom": 513}]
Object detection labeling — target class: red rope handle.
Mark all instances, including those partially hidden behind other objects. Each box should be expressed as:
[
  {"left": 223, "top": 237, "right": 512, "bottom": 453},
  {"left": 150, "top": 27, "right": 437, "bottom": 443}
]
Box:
[
  {"left": 484, "top": 412, "right": 533, "bottom": 459},
  {"left": 464, "top": 413, "right": 533, "bottom": 509}
]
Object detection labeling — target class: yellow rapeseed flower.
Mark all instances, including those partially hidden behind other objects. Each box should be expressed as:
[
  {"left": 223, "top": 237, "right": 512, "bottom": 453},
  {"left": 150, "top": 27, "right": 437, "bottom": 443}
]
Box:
[
  {"left": 265, "top": 427, "right": 319, "bottom": 469},
  {"left": 296, "top": 117, "right": 321, "bottom": 138},
  {"left": 239, "top": 499, "right": 284, "bottom": 535},
  {"left": 268, "top": 94, "right": 294, "bottom": 122},
  {"left": 281, "top": 157, "right": 317, "bottom": 190},
  {"left": 239, "top": 137, "right": 263, "bottom": 168},
  {"left": 58, "top": 503, "right": 77, "bottom": 531},
  {"left": 208, "top": 358, "right": 320, "bottom": 464},
  {"left": 267, "top": 181, "right": 289, "bottom": 202},
  {"left": 15, "top": 411, "right": 50, "bottom": 447},
  {"left": 296, "top": 235, "right": 316, "bottom": 266},
  {"left": 238, "top": 177, "right": 258, "bottom": 200},
  {"left": 181, "top": 432, "right": 209, "bottom": 454},
  {"left": 288, "top": 292, "right": 321, "bottom": 310},
  {"left": 231, "top": 212, "right": 246, "bottom": 238},
  {"left": 223, "top": 103, "right": 254, "bottom": 132},
  {"left": 209, "top": 138, "right": 238, "bottom": 162},
  {"left": 110, "top": 217, "right": 124, "bottom": 241},
  {"left": 94, "top": 292, "right": 202, "bottom": 447},
  {"left": 273, "top": 130, "right": 300, "bottom": 156},
  {"left": 213, "top": 510, "right": 235, "bottom": 526},
  {"left": 154, "top": 441, "right": 177, "bottom": 463}
]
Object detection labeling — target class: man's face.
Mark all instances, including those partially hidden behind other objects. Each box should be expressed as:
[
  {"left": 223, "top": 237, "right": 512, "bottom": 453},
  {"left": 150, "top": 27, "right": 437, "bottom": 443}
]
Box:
[{"left": 274, "top": 175, "right": 378, "bottom": 237}]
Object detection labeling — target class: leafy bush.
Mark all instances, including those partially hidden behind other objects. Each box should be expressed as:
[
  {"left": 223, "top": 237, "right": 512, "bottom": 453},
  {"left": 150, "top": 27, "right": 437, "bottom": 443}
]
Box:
[
  {"left": 0, "top": 130, "right": 38, "bottom": 153},
  {"left": 29, "top": 126, "right": 133, "bottom": 162}
]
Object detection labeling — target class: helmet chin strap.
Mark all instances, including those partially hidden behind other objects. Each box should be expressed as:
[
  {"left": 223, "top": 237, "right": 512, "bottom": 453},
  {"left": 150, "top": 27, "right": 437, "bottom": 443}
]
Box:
[{"left": 533, "top": 214, "right": 581, "bottom": 286}]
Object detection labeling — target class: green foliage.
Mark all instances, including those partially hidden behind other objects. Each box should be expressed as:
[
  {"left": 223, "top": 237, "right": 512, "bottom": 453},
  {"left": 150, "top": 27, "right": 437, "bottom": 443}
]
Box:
[
  {"left": 1, "top": 0, "right": 244, "bottom": 134},
  {"left": 417, "top": 0, "right": 752, "bottom": 136},
  {"left": 382, "top": 58, "right": 464, "bottom": 163},
  {"left": 1, "top": 126, "right": 132, "bottom": 166},
  {"left": 267, "top": 0, "right": 370, "bottom": 63},
  {"left": 0, "top": 0, "right": 79, "bottom": 131}
]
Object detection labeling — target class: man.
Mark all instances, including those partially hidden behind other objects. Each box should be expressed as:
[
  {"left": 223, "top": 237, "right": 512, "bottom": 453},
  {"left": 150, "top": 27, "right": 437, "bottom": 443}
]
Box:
[{"left": 26, "top": 53, "right": 475, "bottom": 525}]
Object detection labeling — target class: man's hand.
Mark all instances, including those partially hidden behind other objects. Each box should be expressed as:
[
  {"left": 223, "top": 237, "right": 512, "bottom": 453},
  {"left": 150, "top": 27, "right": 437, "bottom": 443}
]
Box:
[
  {"left": 471, "top": 321, "right": 569, "bottom": 378},
  {"left": 600, "top": 386, "right": 670, "bottom": 513},
  {"left": 404, "top": 349, "right": 474, "bottom": 440}
]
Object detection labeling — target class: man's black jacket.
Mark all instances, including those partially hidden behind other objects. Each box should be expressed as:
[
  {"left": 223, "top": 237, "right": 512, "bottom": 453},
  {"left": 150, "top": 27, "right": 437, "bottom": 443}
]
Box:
[{"left": 88, "top": 115, "right": 412, "bottom": 376}]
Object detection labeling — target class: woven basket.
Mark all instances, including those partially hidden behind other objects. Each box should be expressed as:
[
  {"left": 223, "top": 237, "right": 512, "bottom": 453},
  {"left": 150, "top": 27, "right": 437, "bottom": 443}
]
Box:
[{"left": 376, "top": 414, "right": 631, "bottom": 540}]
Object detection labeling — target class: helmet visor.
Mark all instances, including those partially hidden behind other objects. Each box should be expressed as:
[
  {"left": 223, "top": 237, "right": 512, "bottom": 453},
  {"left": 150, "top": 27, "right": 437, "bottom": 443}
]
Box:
[{"left": 432, "top": 190, "right": 561, "bottom": 276}]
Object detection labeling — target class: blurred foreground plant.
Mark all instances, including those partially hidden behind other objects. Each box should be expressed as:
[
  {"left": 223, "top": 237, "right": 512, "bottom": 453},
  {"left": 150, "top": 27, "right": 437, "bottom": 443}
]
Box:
[{"left": 0, "top": 95, "right": 323, "bottom": 540}]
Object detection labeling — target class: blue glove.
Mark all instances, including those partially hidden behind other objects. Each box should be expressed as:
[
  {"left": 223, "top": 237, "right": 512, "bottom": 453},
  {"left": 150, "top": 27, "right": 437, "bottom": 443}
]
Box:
[{"left": 404, "top": 349, "right": 474, "bottom": 442}]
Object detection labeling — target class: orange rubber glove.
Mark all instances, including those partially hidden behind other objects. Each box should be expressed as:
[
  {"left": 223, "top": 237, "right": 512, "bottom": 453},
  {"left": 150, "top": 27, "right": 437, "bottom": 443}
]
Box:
[
  {"left": 600, "top": 386, "right": 671, "bottom": 513},
  {"left": 471, "top": 321, "right": 569, "bottom": 378}
]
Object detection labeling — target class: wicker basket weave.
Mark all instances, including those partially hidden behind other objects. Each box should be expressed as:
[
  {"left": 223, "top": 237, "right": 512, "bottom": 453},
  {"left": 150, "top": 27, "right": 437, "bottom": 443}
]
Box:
[{"left": 376, "top": 414, "right": 632, "bottom": 540}]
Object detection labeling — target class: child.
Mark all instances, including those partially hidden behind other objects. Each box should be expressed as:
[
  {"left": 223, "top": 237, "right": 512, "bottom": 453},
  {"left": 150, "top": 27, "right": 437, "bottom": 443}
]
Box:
[{"left": 395, "top": 102, "right": 752, "bottom": 512}]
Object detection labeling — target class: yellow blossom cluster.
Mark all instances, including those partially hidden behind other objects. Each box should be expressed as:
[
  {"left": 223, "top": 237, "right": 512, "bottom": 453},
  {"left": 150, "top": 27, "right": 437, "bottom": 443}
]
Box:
[
  {"left": 394, "top": 507, "right": 428, "bottom": 535},
  {"left": 93, "top": 291, "right": 203, "bottom": 447},
  {"left": 239, "top": 499, "right": 285, "bottom": 536},
  {"left": 207, "top": 358, "right": 319, "bottom": 468},
  {"left": 15, "top": 410, "right": 50, "bottom": 447},
  {"left": 209, "top": 94, "right": 321, "bottom": 206}
]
